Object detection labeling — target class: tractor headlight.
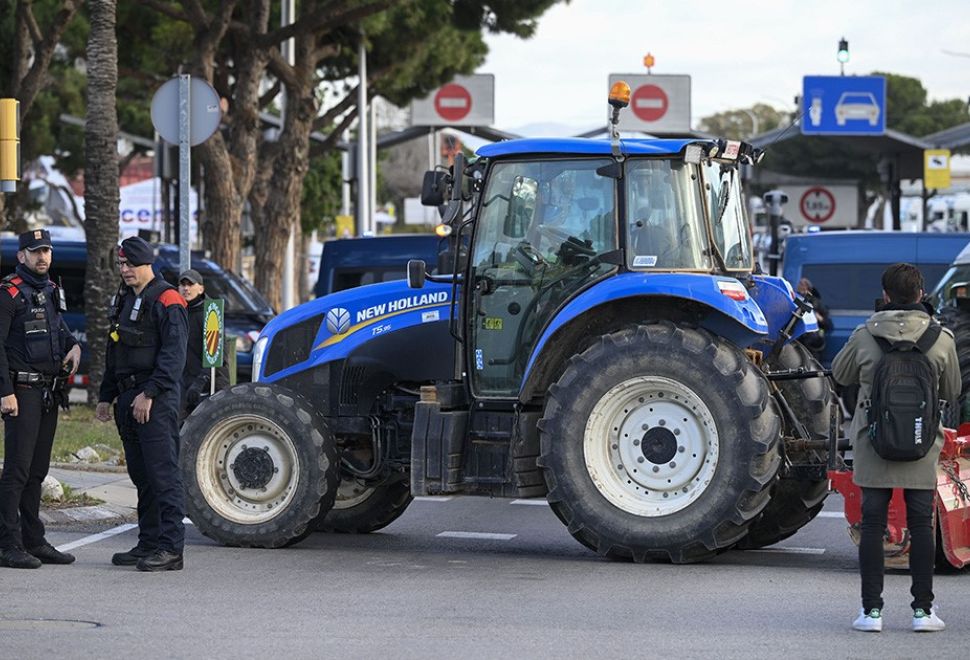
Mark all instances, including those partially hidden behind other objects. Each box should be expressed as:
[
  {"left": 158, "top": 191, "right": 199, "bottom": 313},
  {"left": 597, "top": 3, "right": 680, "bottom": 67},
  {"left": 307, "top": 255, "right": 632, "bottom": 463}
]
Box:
[{"left": 251, "top": 336, "right": 268, "bottom": 382}]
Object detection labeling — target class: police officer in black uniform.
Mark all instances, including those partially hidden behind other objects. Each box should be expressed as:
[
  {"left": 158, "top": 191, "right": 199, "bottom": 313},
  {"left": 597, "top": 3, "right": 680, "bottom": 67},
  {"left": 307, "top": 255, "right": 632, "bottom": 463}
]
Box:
[
  {"left": 0, "top": 229, "right": 81, "bottom": 569},
  {"left": 95, "top": 236, "right": 188, "bottom": 572}
]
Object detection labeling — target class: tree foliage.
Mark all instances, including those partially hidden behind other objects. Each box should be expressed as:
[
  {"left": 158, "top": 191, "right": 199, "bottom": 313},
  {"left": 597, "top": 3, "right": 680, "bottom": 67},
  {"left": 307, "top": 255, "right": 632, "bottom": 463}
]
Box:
[{"left": 697, "top": 103, "right": 786, "bottom": 140}]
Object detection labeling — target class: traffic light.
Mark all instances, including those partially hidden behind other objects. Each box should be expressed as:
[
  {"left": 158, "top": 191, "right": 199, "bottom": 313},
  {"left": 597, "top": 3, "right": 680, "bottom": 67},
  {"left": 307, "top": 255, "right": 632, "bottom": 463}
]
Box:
[
  {"left": 837, "top": 38, "right": 849, "bottom": 64},
  {"left": 0, "top": 98, "right": 20, "bottom": 193}
]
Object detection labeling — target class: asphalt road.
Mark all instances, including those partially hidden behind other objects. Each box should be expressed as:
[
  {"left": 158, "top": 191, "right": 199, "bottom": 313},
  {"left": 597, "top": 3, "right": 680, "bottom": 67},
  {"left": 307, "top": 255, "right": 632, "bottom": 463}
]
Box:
[{"left": 2, "top": 495, "right": 968, "bottom": 659}]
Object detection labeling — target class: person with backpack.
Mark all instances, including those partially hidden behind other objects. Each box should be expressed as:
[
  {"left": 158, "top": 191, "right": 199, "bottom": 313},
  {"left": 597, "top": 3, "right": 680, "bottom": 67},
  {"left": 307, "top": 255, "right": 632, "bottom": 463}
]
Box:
[{"left": 833, "top": 263, "right": 960, "bottom": 633}]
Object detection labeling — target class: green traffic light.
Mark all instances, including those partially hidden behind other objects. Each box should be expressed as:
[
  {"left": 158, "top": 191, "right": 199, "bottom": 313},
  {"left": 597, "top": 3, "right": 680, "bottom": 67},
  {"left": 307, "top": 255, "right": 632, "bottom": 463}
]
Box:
[{"left": 837, "top": 37, "right": 849, "bottom": 64}]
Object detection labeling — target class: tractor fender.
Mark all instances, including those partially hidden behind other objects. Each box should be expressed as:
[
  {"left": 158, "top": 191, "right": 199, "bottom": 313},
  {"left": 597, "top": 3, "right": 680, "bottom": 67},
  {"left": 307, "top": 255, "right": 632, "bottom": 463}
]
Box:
[
  {"left": 522, "top": 273, "right": 769, "bottom": 387},
  {"left": 257, "top": 279, "right": 454, "bottom": 383},
  {"left": 748, "top": 274, "right": 819, "bottom": 344}
]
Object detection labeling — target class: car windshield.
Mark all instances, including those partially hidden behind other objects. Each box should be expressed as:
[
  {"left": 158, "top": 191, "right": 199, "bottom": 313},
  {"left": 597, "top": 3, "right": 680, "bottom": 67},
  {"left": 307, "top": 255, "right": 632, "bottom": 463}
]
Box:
[
  {"left": 625, "top": 159, "right": 710, "bottom": 270},
  {"left": 840, "top": 93, "right": 873, "bottom": 104}
]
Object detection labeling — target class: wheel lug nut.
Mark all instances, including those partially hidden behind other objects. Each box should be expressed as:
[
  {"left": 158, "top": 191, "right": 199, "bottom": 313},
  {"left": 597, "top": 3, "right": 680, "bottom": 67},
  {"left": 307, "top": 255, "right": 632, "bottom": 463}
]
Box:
[
  {"left": 669, "top": 462, "right": 676, "bottom": 468},
  {"left": 674, "top": 429, "right": 681, "bottom": 436},
  {"left": 641, "top": 424, "right": 648, "bottom": 430},
  {"left": 633, "top": 439, "right": 640, "bottom": 446},
  {"left": 659, "top": 419, "right": 666, "bottom": 426},
  {"left": 678, "top": 446, "right": 685, "bottom": 453},
  {"left": 652, "top": 466, "right": 660, "bottom": 473},
  {"left": 637, "top": 457, "right": 645, "bottom": 463}
]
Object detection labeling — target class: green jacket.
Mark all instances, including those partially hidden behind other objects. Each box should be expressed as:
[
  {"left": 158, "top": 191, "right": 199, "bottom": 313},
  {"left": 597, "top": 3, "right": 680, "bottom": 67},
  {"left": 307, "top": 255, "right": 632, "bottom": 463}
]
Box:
[{"left": 832, "top": 309, "right": 960, "bottom": 489}]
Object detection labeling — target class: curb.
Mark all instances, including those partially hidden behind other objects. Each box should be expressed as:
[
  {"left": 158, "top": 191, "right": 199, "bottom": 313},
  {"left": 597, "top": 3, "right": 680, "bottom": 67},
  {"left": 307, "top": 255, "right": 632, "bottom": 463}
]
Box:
[
  {"left": 50, "top": 462, "right": 128, "bottom": 474},
  {"left": 40, "top": 503, "right": 136, "bottom": 527}
]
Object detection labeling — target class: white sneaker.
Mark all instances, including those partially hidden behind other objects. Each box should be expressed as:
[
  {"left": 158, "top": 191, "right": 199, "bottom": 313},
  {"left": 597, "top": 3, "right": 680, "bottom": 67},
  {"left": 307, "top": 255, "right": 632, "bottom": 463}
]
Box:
[
  {"left": 853, "top": 608, "right": 883, "bottom": 632},
  {"left": 912, "top": 608, "right": 945, "bottom": 632}
]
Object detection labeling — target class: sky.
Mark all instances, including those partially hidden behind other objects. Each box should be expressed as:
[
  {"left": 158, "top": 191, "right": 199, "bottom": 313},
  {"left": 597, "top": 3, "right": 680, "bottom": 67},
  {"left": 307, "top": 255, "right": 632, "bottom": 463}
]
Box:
[{"left": 479, "top": 0, "right": 969, "bottom": 134}]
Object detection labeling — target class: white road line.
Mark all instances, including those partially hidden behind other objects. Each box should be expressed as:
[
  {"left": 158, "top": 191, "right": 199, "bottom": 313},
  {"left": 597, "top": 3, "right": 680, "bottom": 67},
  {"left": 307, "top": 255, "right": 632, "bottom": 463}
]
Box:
[
  {"left": 748, "top": 546, "right": 826, "bottom": 555},
  {"left": 56, "top": 523, "right": 138, "bottom": 552},
  {"left": 510, "top": 499, "right": 549, "bottom": 506},
  {"left": 437, "top": 531, "right": 517, "bottom": 541},
  {"left": 816, "top": 511, "right": 847, "bottom": 519},
  {"left": 414, "top": 496, "right": 453, "bottom": 502}
]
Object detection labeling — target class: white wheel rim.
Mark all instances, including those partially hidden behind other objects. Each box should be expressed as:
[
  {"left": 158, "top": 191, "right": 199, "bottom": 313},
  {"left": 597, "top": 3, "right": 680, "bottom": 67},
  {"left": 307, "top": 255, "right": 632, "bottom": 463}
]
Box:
[
  {"left": 332, "top": 477, "right": 379, "bottom": 510},
  {"left": 584, "top": 376, "right": 719, "bottom": 517},
  {"left": 196, "top": 414, "right": 300, "bottom": 524}
]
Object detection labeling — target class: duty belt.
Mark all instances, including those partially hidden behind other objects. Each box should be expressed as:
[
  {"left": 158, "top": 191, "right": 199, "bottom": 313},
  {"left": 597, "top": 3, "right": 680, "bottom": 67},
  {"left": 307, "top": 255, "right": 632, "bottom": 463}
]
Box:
[
  {"left": 10, "top": 371, "right": 63, "bottom": 389},
  {"left": 118, "top": 374, "right": 151, "bottom": 393}
]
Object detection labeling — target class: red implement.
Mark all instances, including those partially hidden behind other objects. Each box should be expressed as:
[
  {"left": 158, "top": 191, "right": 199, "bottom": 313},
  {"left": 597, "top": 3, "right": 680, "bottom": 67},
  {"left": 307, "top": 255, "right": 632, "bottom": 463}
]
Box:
[{"left": 828, "top": 424, "right": 970, "bottom": 569}]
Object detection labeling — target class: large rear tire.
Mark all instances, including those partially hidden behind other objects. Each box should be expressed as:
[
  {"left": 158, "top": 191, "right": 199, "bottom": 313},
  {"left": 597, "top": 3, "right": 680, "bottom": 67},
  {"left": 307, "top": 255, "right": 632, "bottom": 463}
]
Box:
[
  {"left": 538, "top": 322, "right": 782, "bottom": 564},
  {"left": 180, "top": 382, "right": 340, "bottom": 548},
  {"left": 737, "top": 342, "right": 832, "bottom": 549},
  {"left": 312, "top": 477, "right": 412, "bottom": 533}
]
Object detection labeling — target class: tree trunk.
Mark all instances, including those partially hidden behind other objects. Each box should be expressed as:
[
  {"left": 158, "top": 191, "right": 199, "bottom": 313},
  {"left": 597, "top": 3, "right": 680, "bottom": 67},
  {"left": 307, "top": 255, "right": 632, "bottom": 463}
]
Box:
[
  {"left": 82, "top": 0, "right": 120, "bottom": 404},
  {"left": 255, "top": 92, "right": 315, "bottom": 312}
]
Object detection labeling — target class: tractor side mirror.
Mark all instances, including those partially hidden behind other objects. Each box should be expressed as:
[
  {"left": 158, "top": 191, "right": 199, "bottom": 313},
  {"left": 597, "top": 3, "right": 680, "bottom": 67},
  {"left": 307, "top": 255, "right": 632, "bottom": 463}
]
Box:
[
  {"left": 421, "top": 171, "right": 447, "bottom": 207},
  {"left": 407, "top": 259, "right": 427, "bottom": 289}
]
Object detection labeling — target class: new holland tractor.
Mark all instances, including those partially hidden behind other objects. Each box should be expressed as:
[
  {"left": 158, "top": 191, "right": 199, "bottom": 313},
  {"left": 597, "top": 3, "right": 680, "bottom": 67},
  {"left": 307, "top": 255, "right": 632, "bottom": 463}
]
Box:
[{"left": 180, "top": 83, "right": 837, "bottom": 563}]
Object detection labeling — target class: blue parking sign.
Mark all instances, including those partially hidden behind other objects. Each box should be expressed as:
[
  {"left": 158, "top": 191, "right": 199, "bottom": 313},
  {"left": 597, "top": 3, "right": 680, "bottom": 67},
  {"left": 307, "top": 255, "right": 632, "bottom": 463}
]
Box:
[{"left": 801, "top": 75, "right": 886, "bottom": 135}]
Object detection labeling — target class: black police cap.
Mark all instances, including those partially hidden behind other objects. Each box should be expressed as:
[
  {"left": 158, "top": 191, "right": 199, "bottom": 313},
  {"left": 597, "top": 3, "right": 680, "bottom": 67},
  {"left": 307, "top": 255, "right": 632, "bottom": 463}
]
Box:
[
  {"left": 118, "top": 236, "right": 156, "bottom": 266},
  {"left": 19, "top": 229, "right": 53, "bottom": 251}
]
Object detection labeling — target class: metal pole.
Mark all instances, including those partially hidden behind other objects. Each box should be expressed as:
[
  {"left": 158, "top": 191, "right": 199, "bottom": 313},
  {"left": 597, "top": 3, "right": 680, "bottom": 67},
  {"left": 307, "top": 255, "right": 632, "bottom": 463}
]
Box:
[
  {"left": 178, "top": 74, "right": 191, "bottom": 273},
  {"left": 280, "top": 0, "right": 296, "bottom": 309},
  {"left": 357, "top": 38, "right": 369, "bottom": 236},
  {"left": 369, "top": 100, "right": 377, "bottom": 234}
]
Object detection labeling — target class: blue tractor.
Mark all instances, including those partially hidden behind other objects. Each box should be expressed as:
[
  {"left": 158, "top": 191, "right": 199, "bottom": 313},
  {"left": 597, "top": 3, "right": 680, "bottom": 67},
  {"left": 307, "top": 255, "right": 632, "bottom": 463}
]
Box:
[{"left": 180, "top": 84, "right": 834, "bottom": 562}]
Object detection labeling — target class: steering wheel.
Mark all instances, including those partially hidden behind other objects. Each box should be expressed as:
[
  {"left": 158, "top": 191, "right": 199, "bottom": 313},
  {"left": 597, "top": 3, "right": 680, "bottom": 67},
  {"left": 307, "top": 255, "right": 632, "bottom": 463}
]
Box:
[{"left": 512, "top": 241, "right": 547, "bottom": 275}]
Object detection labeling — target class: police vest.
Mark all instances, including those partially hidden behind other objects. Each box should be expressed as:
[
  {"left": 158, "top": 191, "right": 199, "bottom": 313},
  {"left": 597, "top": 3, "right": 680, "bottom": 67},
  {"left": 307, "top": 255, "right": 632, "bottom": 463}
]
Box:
[
  {"left": 111, "top": 278, "right": 181, "bottom": 375},
  {"left": 1, "top": 272, "right": 67, "bottom": 369}
]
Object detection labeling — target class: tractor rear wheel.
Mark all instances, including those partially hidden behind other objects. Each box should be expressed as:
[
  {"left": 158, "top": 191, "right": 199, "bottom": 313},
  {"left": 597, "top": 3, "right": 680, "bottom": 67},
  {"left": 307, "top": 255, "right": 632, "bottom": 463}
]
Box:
[
  {"left": 180, "top": 383, "right": 340, "bottom": 548},
  {"left": 737, "top": 341, "right": 832, "bottom": 550},
  {"left": 538, "top": 322, "right": 782, "bottom": 564},
  {"left": 312, "top": 476, "right": 412, "bottom": 533}
]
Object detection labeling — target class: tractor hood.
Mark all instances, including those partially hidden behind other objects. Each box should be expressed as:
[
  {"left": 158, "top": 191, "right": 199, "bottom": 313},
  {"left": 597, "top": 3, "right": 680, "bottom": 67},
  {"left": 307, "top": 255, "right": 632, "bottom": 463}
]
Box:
[{"left": 255, "top": 279, "right": 453, "bottom": 381}]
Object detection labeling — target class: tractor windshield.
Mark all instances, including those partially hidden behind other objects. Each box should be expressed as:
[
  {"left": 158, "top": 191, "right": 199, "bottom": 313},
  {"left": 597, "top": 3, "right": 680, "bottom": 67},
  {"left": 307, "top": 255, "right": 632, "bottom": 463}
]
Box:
[
  {"left": 625, "top": 159, "right": 711, "bottom": 271},
  {"left": 468, "top": 158, "right": 618, "bottom": 397},
  {"left": 702, "top": 163, "right": 753, "bottom": 271}
]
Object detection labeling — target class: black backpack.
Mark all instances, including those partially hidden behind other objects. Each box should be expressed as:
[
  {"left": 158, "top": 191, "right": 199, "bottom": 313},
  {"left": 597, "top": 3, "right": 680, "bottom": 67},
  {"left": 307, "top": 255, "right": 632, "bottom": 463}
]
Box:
[{"left": 866, "top": 323, "right": 942, "bottom": 461}]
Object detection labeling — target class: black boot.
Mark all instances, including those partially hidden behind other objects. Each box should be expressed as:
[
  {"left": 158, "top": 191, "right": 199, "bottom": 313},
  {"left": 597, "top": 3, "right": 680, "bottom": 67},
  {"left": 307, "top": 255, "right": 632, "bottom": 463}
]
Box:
[
  {"left": 27, "top": 543, "right": 76, "bottom": 565},
  {"left": 112, "top": 545, "right": 155, "bottom": 566},
  {"left": 136, "top": 549, "right": 183, "bottom": 572},
  {"left": 1, "top": 547, "right": 43, "bottom": 569}
]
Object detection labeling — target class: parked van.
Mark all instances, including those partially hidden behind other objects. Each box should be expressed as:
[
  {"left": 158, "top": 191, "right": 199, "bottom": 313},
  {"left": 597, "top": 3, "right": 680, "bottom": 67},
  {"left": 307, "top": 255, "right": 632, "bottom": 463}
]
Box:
[
  {"left": 782, "top": 231, "right": 970, "bottom": 366},
  {"left": 314, "top": 234, "right": 443, "bottom": 298},
  {"left": 0, "top": 238, "right": 273, "bottom": 385}
]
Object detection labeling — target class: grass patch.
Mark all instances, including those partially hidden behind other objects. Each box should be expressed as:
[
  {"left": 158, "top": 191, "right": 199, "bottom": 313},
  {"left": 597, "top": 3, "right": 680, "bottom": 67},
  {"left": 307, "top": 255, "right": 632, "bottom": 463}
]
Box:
[
  {"left": 43, "top": 483, "right": 105, "bottom": 508},
  {"left": 0, "top": 404, "right": 123, "bottom": 463}
]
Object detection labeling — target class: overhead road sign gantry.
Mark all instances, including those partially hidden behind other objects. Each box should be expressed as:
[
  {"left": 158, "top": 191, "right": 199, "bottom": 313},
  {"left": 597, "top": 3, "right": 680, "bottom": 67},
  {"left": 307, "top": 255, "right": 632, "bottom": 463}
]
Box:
[{"left": 801, "top": 75, "right": 886, "bottom": 136}]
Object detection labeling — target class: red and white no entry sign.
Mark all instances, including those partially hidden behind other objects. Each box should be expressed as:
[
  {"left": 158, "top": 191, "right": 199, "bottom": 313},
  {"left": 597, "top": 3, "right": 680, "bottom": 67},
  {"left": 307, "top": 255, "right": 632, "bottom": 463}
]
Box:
[
  {"left": 800, "top": 186, "right": 836, "bottom": 224},
  {"left": 631, "top": 84, "right": 669, "bottom": 122},
  {"left": 434, "top": 83, "right": 472, "bottom": 122}
]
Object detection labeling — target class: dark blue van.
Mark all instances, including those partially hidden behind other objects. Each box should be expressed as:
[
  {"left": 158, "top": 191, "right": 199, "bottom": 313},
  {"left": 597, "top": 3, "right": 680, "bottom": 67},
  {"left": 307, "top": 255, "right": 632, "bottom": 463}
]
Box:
[
  {"left": 314, "top": 234, "right": 442, "bottom": 298},
  {"left": 782, "top": 231, "right": 970, "bottom": 366},
  {"left": 0, "top": 238, "right": 273, "bottom": 385}
]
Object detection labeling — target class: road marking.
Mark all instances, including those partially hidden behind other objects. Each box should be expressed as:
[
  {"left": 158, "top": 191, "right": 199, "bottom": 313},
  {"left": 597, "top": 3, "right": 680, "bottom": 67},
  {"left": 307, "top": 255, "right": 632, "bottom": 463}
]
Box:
[
  {"left": 55, "top": 523, "right": 138, "bottom": 552},
  {"left": 817, "top": 511, "right": 846, "bottom": 519},
  {"left": 510, "top": 499, "right": 549, "bottom": 506},
  {"left": 437, "top": 531, "right": 517, "bottom": 541},
  {"left": 414, "top": 496, "right": 453, "bottom": 502},
  {"left": 748, "top": 546, "right": 826, "bottom": 555}
]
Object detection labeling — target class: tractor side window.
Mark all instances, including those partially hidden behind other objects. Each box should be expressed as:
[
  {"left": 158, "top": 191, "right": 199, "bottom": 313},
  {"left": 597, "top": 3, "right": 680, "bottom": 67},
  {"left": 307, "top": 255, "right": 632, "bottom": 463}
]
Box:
[
  {"left": 703, "top": 163, "right": 753, "bottom": 271},
  {"left": 626, "top": 160, "right": 711, "bottom": 270}
]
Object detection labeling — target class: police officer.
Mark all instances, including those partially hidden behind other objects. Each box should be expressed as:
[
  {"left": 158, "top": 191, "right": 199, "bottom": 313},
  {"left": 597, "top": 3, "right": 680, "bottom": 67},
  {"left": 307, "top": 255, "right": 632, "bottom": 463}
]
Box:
[
  {"left": 95, "top": 236, "right": 188, "bottom": 572},
  {"left": 0, "top": 229, "right": 81, "bottom": 569},
  {"left": 178, "top": 269, "right": 229, "bottom": 420}
]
